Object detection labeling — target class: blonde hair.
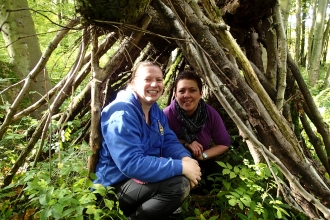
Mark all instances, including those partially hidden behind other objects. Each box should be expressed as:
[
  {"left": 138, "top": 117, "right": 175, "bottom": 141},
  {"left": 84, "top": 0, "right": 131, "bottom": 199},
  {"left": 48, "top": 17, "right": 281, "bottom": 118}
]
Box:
[{"left": 130, "top": 60, "right": 162, "bottom": 83}]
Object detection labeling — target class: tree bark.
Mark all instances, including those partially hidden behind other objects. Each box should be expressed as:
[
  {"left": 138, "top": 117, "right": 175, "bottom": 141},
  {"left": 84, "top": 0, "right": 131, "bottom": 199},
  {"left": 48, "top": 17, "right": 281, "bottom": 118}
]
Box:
[
  {"left": 0, "top": 0, "right": 52, "bottom": 117},
  {"left": 322, "top": 15, "right": 330, "bottom": 65},
  {"left": 308, "top": 0, "right": 328, "bottom": 85},
  {"left": 279, "top": 0, "right": 292, "bottom": 29},
  {"left": 153, "top": 0, "right": 330, "bottom": 217},
  {"left": 295, "top": 0, "right": 301, "bottom": 63},
  {"left": 273, "top": 2, "right": 287, "bottom": 111}
]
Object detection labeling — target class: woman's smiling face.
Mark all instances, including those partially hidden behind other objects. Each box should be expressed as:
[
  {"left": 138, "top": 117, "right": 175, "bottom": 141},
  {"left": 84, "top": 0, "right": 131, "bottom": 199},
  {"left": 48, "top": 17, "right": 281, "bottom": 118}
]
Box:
[
  {"left": 131, "top": 65, "right": 164, "bottom": 106},
  {"left": 174, "top": 79, "right": 202, "bottom": 116}
]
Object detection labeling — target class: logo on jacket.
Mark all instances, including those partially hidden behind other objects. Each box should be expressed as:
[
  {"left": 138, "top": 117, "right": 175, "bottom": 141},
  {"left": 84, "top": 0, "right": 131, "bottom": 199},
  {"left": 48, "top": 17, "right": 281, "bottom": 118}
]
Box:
[{"left": 157, "top": 120, "right": 164, "bottom": 135}]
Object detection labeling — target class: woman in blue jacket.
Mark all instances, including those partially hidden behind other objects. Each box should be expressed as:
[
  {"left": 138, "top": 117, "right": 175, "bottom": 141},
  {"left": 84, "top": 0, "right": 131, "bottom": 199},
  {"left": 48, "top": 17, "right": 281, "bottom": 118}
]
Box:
[{"left": 94, "top": 61, "right": 201, "bottom": 219}]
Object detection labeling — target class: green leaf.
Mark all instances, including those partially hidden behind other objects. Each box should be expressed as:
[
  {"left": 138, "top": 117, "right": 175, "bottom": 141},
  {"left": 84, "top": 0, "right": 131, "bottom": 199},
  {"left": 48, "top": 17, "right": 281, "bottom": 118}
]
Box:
[
  {"left": 277, "top": 209, "right": 282, "bottom": 218},
  {"left": 54, "top": 203, "right": 63, "bottom": 213},
  {"left": 92, "top": 184, "right": 106, "bottom": 196},
  {"left": 234, "top": 166, "right": 240, "bottom": 173},
  {"left": 229, "top": 171, "right": 237, "bottom": 179},
  {"left": 238, "top": 200, "right": 244, "bottom": 210},
  {"left": 228, "top": 198, "right": 237, "bottom": 206},
  {"left": 104, "top": 199, "right": 115, "bottom": 210},
  {"left": 40, "top": 208, "right": 51, "bottom": 220},
  {"left": 263, "top": 208, "right": 269, "bottom": 219},
  {"left": 62, "top": 207, "right": 76, "bottom": 217},
  {"left": 223, "top": 181, "right": 231, "bottom": 190},
  {"left": 236, "top": 213, "right": 248, "bottom": 220},
  {"left": 217, "top": 161, "right": 226, "bottom": 168},
  {"left": 40, "top": 209, "right": 47, "bottom": 220},
  {"left": 52, "top": 203, "right": 64, "bottom": 219},
  {"left": 240, "top": 195, "right": 251, "bottom": 207},
  {"left": 217, "top": 191, "right": 229, "bottom": 197},
  {"left": 223, "top": 168, "right": 231, "bottom": 175},
  {"left": 48, "top": 199, "right": 57, "bottom": 206},
  {"left": 234, "top": 187, "right": 245, "bottom": 195},
  {"left": 39, "top": 194, "right": 49, "bottom": 205},
  {"left": 194, "top": 208, "right": 200, "bottom": 215},
  {"left": 264, "top": 167, "right": 271, "bottom": 176},
  {"left": 230, "top": 191, "right": 240, "bottom": 197}
]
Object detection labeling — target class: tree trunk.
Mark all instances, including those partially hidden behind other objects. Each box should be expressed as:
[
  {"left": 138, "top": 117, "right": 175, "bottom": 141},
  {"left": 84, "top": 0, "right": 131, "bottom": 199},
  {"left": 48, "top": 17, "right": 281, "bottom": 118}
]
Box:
[
  {"left": 153, "top": 0, "right": 330, "bottom": 217},
  {"left": 273, "top": 2, "right": 287, "bottom": 111},
  {"left": 295, "top": 0, "right": 301, "bottom": 63},
  {"left": 306, "top": 0, "right": 317, "bottom": 70},
  {"left": 308, "top": 0, "right": 328, "bottom": 86},
  {"left": 322, "top": 15, "right": 330, "bottom": 65},
  {"left": 300, "top": 0, "right": 307, "bottom": 66},
  {"left": 0, "top": 0, "right": 52, "bottom": 117},
  {"left": 279, "top": 0, "right": 292, "bottom": 29},
  {"left": 2, "top": 0, "right": 330, "bottom": 218}
]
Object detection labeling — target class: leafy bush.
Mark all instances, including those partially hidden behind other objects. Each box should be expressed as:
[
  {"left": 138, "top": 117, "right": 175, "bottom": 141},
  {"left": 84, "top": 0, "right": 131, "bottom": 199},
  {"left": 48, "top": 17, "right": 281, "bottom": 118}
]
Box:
[
  {"left": 213, "top": 160, "right": 292, "bottom": 219},
  {"left": 0, "top": 143, "right": 126, "bottom": 220}
]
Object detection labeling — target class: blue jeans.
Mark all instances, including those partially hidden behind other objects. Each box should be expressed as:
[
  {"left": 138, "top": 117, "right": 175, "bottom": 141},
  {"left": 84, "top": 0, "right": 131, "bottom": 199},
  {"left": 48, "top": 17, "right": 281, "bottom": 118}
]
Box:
[{"left": 105, "top": 175, "right": 190, "bottom": 220}]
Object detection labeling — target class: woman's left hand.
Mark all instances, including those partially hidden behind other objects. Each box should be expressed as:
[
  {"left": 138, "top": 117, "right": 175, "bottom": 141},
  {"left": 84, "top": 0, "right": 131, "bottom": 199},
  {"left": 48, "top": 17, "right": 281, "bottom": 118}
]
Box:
[{"left": 186, "top": 141, "right": 203, "bottom": 157}]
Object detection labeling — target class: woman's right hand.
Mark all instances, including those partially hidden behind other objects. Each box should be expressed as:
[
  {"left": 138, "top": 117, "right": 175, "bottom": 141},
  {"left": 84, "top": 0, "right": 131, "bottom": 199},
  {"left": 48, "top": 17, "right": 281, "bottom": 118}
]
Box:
[
  {"left": 181, "top": 157, "right": 201, "bottom": 189},
  {"left": 186, "top": 141, "right": 203, "bottom": 157}
]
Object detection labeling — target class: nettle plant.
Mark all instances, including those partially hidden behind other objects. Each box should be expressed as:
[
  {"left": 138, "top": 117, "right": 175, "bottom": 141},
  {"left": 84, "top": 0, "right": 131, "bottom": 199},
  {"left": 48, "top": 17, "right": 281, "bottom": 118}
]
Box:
[{"left": 208, "top": 160, "right": 297, "bottom": 220}]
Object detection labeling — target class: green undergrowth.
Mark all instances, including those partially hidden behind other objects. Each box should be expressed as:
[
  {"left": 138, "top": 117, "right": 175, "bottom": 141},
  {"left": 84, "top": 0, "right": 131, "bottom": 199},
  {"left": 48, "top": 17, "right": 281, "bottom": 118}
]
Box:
[{"left": 0, "top": 137, "right": 305, "bottom": 220}]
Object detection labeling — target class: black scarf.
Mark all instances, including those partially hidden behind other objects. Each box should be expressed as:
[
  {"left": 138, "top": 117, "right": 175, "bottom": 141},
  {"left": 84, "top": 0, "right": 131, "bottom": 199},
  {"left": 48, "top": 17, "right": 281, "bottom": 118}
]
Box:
[{"left": 175, "top": 99, "right": 208, "bottom": 143}]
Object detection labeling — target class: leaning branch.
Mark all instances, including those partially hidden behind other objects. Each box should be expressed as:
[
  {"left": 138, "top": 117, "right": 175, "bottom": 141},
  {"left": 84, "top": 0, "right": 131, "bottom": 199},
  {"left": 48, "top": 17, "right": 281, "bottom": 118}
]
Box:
[
  {"left": 0, "top": 19, "right": 79, "bottom": 140},
  {"left": 288, "top": 53, "right": 330, "bottom": 172}
]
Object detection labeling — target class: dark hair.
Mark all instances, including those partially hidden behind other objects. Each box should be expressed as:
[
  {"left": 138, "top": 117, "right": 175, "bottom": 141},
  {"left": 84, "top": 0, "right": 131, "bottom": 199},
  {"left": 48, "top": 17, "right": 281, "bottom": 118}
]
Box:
[
  {"left": 174, "top": 70, "right": 203, "bottom": 92},
  {"left": 130, "top": 60, "right": 162, "bottom": 82}
]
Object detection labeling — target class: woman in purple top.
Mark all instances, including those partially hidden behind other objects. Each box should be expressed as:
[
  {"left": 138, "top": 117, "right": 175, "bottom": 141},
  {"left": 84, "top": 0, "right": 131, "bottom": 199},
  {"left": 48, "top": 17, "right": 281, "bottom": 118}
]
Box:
[{"left": 163, "top": 70, "right": 230, "bottom": 192}]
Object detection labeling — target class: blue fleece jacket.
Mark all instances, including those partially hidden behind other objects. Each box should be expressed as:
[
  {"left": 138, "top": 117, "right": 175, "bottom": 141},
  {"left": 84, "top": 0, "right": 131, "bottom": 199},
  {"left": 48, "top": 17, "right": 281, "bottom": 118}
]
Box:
[{"left": 94, "top": 88, "right": 191, "bottom": 187}]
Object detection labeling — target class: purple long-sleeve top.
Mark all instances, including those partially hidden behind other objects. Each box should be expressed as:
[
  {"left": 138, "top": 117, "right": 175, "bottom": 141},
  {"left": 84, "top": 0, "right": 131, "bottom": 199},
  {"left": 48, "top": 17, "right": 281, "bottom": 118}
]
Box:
[{"left": 163, "top": 99, "right": 230, "bottom": 150}]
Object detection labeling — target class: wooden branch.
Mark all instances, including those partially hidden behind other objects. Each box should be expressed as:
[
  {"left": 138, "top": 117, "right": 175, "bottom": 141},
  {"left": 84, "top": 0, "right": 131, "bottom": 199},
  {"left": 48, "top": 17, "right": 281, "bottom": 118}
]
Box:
[
  {"left": 262, "top": 14, "right": 277, "bottom": 88},
  {"left": 273, "top": 2, "right": 287, "bottom": 111},
  {"left": 287, "top": 53, "right": 330, "bottom": 173},
  {"left": 197, "top": 0, "right": 301, "bottom": 152},
  {"left": 155, "top": 0, "right": 330, "bottom": 214},
  {"left": 198, "top": 51, "right": 330, "bottom": 217},
  {"left": 11, "top": 32, "right": 116, "bottom": 122},
  {"left": 0, "top": 19, "right": 79, "bottom": 140},
  {"left": 2, "top": 114, "right": 47, "bottom": 187},
  {"left": 301, "top": 112, "right": 330, "bottom": 173},
  {"left": 88, "top": 26, "right": 102, "bottom": 175}
]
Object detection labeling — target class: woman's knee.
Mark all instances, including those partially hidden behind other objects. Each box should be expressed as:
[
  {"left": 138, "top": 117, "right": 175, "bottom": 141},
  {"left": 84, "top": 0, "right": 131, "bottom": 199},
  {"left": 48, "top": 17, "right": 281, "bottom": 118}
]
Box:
[{"left": 167, "top": 176, "right": 190, "bottom": 198}]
